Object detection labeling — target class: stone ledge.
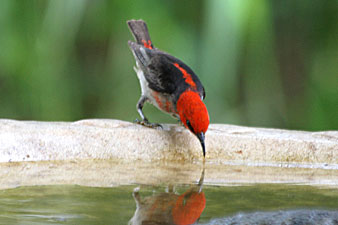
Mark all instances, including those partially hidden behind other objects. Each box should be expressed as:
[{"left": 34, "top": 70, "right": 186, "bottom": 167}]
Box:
[{"left": 0, "top": 119, "right": 337, "bottom": 166}]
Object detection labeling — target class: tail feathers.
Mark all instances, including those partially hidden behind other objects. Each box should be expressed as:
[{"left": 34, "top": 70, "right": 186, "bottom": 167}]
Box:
[
  {"left": 128, "top": 41, "right": 151, "bottom": 67},
  {"left": 127, "top": 19, "right": 154, "bottom": 49}
]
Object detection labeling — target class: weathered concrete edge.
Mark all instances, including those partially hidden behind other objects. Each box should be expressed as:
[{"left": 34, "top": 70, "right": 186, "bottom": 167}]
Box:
[
  {"left": 0, "top": 119, "right": 337, "bottom": 167},
  {"left": 1, "top": 160, "right": 337, "bottom": 190}
]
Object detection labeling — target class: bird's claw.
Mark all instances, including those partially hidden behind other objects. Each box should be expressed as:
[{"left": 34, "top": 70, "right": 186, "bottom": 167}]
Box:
[{"left": 134, "top": 118, "right": 163, "bottom": 129}]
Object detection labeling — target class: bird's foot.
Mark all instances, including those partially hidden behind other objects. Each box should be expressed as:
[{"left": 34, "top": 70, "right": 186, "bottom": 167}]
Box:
[{"left": 134, "top": 118, "right": 163, "bottom": 129}]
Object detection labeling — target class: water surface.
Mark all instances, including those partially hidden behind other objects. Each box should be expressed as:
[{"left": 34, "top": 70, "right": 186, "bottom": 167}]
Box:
[{"left": 0, "top": 183, "right": 337, "bottom": 224}]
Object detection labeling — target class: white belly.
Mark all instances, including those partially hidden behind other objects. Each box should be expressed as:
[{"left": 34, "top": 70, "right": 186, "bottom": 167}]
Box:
[{"left": 134, "top": 65, "right": 153, "bottom": 99}]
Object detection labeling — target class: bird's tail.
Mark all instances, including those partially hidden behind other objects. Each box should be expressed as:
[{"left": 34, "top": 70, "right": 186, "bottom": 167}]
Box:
[{"left": 127, "top": 19, "right": 154, "bottom": 49}]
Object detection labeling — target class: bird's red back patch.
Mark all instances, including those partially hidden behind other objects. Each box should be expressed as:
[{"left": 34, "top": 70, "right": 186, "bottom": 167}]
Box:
[
  {"left": 142, "top": 40, "right": 153, "bottom": 49},
  {"left": 173, "top": 63, "right": 197, "bottom": 90}
]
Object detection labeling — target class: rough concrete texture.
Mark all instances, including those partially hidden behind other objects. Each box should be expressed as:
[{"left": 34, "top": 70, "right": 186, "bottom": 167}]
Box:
[{"left": 0, "top": 119, "right": 337, "bottom": 166}]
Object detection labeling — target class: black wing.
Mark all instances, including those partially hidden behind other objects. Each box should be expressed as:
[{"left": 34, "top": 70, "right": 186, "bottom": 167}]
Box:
[
  {"left": 146, "top": 53, "right": 182, "bottom": 94},
  {"left": 129, "top": 41, "right": 205, "bottom": 98},
  {"left": 147, "top": 53, "right": 206, "bottom": 99}
]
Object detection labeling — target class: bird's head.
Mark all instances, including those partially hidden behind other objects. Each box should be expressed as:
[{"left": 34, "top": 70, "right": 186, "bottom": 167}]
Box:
[{"left": 176, "top": 90, "right": 209, "bottom": 157}]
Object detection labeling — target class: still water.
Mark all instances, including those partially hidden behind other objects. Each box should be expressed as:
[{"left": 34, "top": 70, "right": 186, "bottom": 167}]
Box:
[{"left": 0, "top": 171, "right": 337, "bottom": 225}]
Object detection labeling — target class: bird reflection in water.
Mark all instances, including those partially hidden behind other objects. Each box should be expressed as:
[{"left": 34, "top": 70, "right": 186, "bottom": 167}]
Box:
[{"left": 128, "top": 168, "right": 205, "bottom": 225}]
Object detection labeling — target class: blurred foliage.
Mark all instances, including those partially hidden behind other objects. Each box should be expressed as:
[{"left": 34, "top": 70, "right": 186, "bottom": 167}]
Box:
[{"left": 0, "top": 0, "right": 337, "bottom": 131}]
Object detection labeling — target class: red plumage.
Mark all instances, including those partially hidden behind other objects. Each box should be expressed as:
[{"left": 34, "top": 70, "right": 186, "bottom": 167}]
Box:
[{"left": 127, "top": 19, "right": 209, "bottom": 157}]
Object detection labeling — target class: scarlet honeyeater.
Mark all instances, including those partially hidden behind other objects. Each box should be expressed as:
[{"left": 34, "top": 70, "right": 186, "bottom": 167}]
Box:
[{"left": 127, "top": 20, "right": 209, "bottom": 157}]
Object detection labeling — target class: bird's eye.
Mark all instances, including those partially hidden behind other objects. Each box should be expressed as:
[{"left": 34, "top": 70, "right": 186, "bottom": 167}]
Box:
[{"left": 186, "top": 120, "right": 194, "bottom": 133}]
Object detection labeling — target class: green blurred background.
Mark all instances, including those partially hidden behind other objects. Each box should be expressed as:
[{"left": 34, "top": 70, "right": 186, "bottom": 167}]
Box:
[{"left": 0, "top": 0, "right": 337, "bottom": 131}]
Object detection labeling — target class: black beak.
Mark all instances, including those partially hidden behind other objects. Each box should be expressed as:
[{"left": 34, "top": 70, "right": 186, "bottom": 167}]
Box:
[{"left": 196, "top": 132, "right": 206, "bottom": 157}]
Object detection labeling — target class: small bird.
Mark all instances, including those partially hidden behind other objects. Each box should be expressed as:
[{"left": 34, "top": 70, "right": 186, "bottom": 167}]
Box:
[{"left": 127, "top": 19, "right": 209, "bottom": 157}]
